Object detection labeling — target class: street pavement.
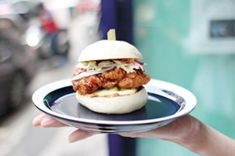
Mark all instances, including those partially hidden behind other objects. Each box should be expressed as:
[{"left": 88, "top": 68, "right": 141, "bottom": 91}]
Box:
[{"left": 0, "top": 12, "right": 108, "bottom": 156}]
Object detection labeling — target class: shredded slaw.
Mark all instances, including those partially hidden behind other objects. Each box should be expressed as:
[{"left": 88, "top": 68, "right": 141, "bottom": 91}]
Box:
[{"left": 73, "top": 59, "right": 145, "bottom": 81}]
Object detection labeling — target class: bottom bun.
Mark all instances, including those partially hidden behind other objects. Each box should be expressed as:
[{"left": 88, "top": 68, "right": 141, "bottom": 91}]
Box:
[{"left": 76, "top": 87, "right": 148, "bottom": 114}]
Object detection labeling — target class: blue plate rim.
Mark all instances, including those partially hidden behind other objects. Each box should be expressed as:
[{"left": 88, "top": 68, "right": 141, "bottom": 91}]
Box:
[{"left": 32, "top": 79, "right": 197, "bottom": 125}]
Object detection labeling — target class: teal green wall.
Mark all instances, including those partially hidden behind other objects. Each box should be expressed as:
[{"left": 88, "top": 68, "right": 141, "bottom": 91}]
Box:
[
  {"left": 133, "top": 0, "right": 235, "bottom": 156},
  {"left": 134, "top": 0, "right": 198, "bottom": 88}
]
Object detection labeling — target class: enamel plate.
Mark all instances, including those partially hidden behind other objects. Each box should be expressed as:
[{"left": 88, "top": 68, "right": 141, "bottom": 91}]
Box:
[{"left": 32, "top": 79, "right": 197, "bottom": 133}]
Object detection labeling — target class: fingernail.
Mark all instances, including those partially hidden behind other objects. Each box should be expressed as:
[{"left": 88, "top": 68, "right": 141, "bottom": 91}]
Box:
[
  {"left": 69, "top": 136, "right": 77, "bottom": 143},
  {"left": 32, "top": 120, "right": 40, "bottom": 127},
  {"left": 33, "top": 124, "right": 40, "bottom": 127},
  {"left": 32, "top": 114, "right": 46, "bottom": 127}
]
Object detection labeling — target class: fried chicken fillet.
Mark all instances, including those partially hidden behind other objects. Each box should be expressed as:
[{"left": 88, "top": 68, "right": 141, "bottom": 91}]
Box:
[
  {"left": 72, "top": 67, "right": 150, "bottom": 95},
  {"left": 72, "top": 59, "right": 150, "bottom": 95}
]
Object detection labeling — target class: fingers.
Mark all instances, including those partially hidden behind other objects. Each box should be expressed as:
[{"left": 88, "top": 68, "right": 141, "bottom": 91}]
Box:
[
  {"left": 32, "top": 114, "right": 66, "bottom": 128},
  {"left": 32, "top": 113, "right": 45, "bottom": 127},
  {"left": 41, "top": 116, "right": 66, "bottom": 128},
  {"left": 69, "top": 129, "right": 95, "bottom": 143},
  {"left": 33, "top": 114, "right": 96, "bottom": 143},
  {"left": 120, "top": 131, "right": 150, "bottom": 138}
]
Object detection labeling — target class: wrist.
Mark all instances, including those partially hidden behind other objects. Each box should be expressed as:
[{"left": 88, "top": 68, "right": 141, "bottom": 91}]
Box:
[
  {"left": 162, "top": 115, "right": 235, "bottom": 156},
  {"left": 173, "top": 116, "right": 206, "bottom": 153}
]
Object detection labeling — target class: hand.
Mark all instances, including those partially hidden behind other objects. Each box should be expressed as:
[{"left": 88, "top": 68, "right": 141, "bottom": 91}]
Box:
[
  {"left": 32, "top": 114, "right": 95, "bottom": 143},
  {"left": 121, "top": 115, "right": 200, "bottom": 143},
  {"left": 33, "top": 113, "right": 200, "bottom": 144},
  {"left": 33, "top": 114, "right": 235, "bottom": 156}
]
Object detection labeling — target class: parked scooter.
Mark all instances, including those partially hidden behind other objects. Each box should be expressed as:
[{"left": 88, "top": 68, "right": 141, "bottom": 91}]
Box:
[
  {"left": 15, "top": 1, "right": 70, "bottom": 60},
  {"left": 25, "top": 20, "right": 70, "bottom": 59}
]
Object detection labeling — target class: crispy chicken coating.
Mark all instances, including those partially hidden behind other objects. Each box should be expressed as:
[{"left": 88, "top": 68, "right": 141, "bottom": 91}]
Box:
[
  {"left": 101, "top": 67, "right": 126, "bottom": 80},
  {"left": 72, "top": 68, "right": 150, "bottom": 95},
  {"left": 118, "top": 72, "right": 150, "bottom": 89},
  {"left": 73, "top": 75, "right": 101, "bottom": 94}
]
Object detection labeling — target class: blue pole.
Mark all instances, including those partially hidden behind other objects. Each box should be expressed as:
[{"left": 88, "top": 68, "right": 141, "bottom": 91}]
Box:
[{"left": 99, "top": 0, "right": 135, "bottom": 156}]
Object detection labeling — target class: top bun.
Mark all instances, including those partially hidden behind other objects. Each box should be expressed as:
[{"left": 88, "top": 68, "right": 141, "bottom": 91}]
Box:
[{"left": 78, "top": 40, "right": 142, "bottom": 62}]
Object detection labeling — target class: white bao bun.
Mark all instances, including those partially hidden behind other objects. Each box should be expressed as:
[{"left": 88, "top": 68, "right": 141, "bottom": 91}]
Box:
[
  {"left": 78, "top": 40, "right": 143, "bottom": 62},
  {"left": 76, "top": 88, "right": 148, "bottom": 114}
]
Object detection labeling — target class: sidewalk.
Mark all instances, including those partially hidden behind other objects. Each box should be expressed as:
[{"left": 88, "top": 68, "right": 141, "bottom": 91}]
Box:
[{"left": 0, "top": 12, "right": 108, "bottom": 156}]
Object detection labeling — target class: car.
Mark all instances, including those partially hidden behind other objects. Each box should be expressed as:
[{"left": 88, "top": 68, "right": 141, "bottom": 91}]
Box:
[{"left": 0, "top": 17, "right": 38, "bottom": 115}]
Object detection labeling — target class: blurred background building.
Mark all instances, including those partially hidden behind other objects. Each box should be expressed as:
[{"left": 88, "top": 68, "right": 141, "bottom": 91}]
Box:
[{"left": 0, "top": 0, "right": 235, "bottom": 156}]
